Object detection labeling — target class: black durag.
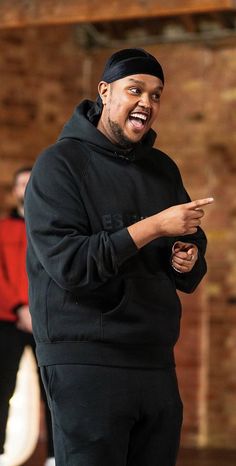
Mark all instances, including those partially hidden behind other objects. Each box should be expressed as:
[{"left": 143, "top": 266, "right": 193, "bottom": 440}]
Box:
[{"left": 87, "top": 48, "right": 164, "bottom": 124}]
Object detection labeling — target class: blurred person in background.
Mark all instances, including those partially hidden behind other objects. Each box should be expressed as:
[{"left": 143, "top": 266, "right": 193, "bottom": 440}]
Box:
[
  {"left": 25, "top": 49, "right": 213, "bottom": 466},
  {"left": 0, "top": 167, "right": 55, "bottom": 466}
]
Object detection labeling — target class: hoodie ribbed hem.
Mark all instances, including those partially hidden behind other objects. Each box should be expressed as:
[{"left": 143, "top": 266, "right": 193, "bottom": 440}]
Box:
[{"left": 36, "top": 341, "right": 175, "bottom": 369}]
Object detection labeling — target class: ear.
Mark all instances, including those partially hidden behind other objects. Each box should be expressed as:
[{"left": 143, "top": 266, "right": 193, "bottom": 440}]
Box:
[{"left": 98, "top": 81, "right": 109, "bottom": 105}]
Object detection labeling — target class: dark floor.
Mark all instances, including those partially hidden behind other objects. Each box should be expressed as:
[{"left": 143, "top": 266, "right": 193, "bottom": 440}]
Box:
[{"left": 23, "top": 440, "right": 236, "bottom": 466}]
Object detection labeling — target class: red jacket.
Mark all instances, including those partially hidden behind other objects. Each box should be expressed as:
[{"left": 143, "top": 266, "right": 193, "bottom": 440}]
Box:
[{"left": 0, "top": 211, "right": 28, "bottom": 322}]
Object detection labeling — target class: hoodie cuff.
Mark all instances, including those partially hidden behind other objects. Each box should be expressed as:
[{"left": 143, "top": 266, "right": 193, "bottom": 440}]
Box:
[{"left": 110, "top": 228, "right": 139, "bottom": 266}]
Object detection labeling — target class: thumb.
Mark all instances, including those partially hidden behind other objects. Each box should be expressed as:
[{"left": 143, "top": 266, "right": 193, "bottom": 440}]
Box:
[{"left": 187, "top": 248, "right": 194, "bottom": 257}]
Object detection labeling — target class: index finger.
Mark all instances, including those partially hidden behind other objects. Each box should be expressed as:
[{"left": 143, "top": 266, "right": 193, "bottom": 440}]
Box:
[{"left": 187, "top": 197, "right": 214, "bottom": 210}]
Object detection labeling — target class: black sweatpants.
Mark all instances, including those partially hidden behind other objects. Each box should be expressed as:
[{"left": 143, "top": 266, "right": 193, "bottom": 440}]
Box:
[
  {"left": 41, "top": 364, "right": 183, "bottom": 466},
  {"left": 0, "top": 321, "right": 54, "bottom": 456}
]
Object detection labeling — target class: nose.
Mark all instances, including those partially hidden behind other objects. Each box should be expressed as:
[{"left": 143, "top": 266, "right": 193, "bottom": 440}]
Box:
[{"left": 138, "top": 93, "right": 151, "bottom": 109}]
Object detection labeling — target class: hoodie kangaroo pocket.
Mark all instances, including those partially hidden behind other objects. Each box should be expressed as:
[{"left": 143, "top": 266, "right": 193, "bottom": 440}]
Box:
[
  {"left": 46, "top": 279, "right": 102, "bottom": 341},
  {"left": 101, "top": 279, "right": 131, "bottom": 339},
  {"left": 101, "top": 275, "right": 181, "bottom": 345}
]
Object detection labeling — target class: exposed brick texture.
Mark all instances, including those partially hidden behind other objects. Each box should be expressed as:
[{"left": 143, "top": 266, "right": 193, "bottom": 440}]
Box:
[{"left": 0, "top": 25, "right": 235, "bottom": 448}]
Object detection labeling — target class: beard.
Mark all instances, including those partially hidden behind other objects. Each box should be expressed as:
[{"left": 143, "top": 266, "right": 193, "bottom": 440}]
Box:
[
  {"left": 17, "top": 196, "right": 24, "bottom": 208},
  {"left": 108, "top": 117, "right": 134, "bottom": 149}
]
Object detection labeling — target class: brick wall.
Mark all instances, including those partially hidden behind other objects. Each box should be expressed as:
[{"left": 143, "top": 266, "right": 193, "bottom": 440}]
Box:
[{"left": 0, "top": 25, "right": 235, "bottom": 448}]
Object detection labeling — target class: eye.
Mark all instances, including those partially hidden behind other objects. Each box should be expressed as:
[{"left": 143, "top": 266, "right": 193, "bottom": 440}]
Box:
[
  {"left": 152, "top": 93, "right": 161, "bottom": 102},
  {"left": 129, "top": 87, "right": 141, "bottom": 95}
]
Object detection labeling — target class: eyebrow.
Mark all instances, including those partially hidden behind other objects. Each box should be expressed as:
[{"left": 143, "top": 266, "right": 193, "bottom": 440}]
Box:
[{"left": 127, "top": 78, "right": 163, "bottom": 91}]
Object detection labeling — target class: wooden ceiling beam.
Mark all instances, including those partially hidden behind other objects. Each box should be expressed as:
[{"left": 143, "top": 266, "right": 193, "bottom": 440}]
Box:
[
  {"left": 179, "top": 14, "right": 198, "bottom": 33},
  {"left": 0, "top": 0, "right": 236, "bottom": 29}
]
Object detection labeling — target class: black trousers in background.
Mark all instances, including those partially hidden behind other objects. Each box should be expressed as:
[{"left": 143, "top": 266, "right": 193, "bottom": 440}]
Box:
[
  {"left": 41, "top": 363, "right": 183, "bottom": 466},
  {"left": 0, "top": 321, "right": 54, "bottom": 457}
]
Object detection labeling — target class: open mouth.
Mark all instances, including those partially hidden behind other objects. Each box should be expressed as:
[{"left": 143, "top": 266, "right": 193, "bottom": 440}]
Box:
[{"left": 128, "top": 112, "right": 149, "bottom": 131}]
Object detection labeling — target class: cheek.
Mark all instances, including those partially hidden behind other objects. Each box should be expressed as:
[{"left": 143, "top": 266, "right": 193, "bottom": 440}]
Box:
[
  {"left": 16, "top": 187, "right": 24, "bottom": 198},
  {"left": 110, "top": 104, "right": 123, "bottom": 120},
  {"left": 108, "top": 96, "right": 130, "bottom": 121},
  {"left": 13, "top": 188, "right": 19, "bottom": 198},
  {"left": 150, "top": 105, "right": 160, "bottom": 124},
  {"left": 154, "top": 103, "right": 161, "bottom": 116}
]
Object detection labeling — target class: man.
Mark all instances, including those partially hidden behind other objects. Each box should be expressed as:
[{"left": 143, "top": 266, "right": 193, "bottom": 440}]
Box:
[
  {"left": 0, "top": 167, "right": 55, "bottom": 466},
  {"left": 25, "top": 49, "right": 213, "bottom": 466}
]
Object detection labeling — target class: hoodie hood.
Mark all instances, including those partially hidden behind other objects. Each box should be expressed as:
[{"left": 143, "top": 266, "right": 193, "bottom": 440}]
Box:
[{"left": 58, "top": 100, "right": 156, "bottom": 162}]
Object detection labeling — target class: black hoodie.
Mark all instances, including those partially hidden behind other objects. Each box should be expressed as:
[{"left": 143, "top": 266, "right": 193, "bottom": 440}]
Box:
[{"left": 25, "top": 100, "right": 207, "bottom": 368}]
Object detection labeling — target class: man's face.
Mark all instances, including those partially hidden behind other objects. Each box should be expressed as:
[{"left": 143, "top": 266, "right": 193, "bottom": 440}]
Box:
[
  {"left": 13, "top": 171, "right": 31, "bottom": 207},
  {"left": 98, "top": 74, "right": 163, "bottom": 147}
]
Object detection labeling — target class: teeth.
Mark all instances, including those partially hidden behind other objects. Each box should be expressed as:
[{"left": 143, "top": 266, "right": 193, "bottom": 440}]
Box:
[{"left": 130, "top": 113, "right": 148, "bottom": 121}]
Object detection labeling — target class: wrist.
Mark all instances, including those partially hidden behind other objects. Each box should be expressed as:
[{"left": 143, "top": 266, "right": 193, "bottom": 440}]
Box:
[
  {"left": 171, "top": 264, "right": 184, "bottom": 274},
  {"left": 127, "top": 215, "right": 162, "bottom": 249}
]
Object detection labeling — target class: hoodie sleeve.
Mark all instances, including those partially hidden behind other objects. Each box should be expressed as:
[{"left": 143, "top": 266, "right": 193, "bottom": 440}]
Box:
[
  {"left": 24, "top": 148, "right": 138, "bottom": 294},
  {"left": 169, "top": 166, "right": 208, "bottom": 294}
]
